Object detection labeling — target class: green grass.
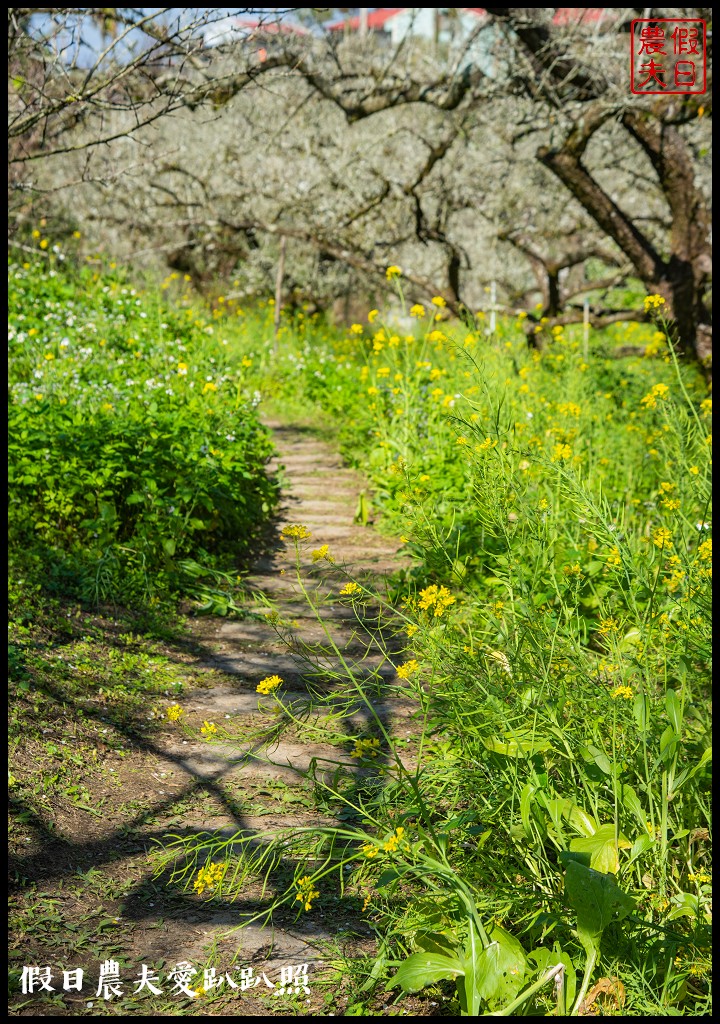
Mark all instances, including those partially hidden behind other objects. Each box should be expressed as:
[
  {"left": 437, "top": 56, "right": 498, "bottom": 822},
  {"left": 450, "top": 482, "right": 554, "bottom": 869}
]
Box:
[{"left": 8, "top": 254, "right": 712, "bottom": 1015}]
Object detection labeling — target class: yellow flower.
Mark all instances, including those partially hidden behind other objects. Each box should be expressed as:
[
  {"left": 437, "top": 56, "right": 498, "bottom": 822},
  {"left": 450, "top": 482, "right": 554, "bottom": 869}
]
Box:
[
  {"left": 382, "top": 826, "right": 407, "bottom": 853},
  {"left": 396, "top": 659, "right": 419, "bottom": 679},
  {"left": 31, "top": 229, "right": 40, "bottom": 239},
  {"left": 597, "top": 618, "right": 620, "bottom": 636},
  {"left": 311, "top": 544, "right": 334, "bottom": 563},
  {"left": 427, "top": 330, "right": 446, "bottom": 343},
  {"left": 201, "top": 721, "right": 218, "bottom": 736},
  {"left": 350, "top": 323, "right": 363, "bottom": 334},
  {"left": 202, "top": 381, "right": 217, "bottom": 394},
  {"left": 611, "top": 685, "right": 634, "bottom": 700},
  {"left": 431, "top": 296, "right": 446, "bottom": 307},
  {"left": 643, "top": 294, "right": 666, "bottom": 311},
  {"left": 352, "top": 737, "right": 381, "bottom": 759},
  {"left": 418, "top": 584, "right": 455, "bottom": 617},
  {"left": 563, "top": 563, "right": 584, "bottom": 579},
  {"left": 166, "top": 704, "right": 184, "bottom": 721},
  {"left": 340, "top": 581, "right": 362, "bottom": 597},
  {"left": 688, "top": 465, "right": 699, "bottom": 475},
  {"left": 177, "top": 361, "right": 188, "bottom": 375},
  {"left": 653, "top": 527, "right": 673, "bottom": 550},
  {"left": 256, "top": 674, "right": 283, "bottom": 695},
  {"left": 640, "top": 383, "right": 670, "bottom": 409},
  {"left": 368, "top": 309, "right": 380, "bottom": 322},
  {"left": 295, "top": 875, "right": 320, "bottom": 912},
  {"left": 193, "top": 862, "right": 225, "bottom": 895},
  {"left": 39, "top": 238, "right": 49, "bottom": 249},
  {"left": 386, "top": 266, "right": 402, "bottom": 281},
  {"left": 405, "top": 623, "right": 419, "bottom": 637},
  {"left": 410, "top": 304, "right": 426, "bottom": 318},
  {"left": 478, "top": 437, "right": 497, "bottom": 451},
  {"left": 456, "top": 436, "right": 469, "bottom": 446},
  {"left": 241, "top": 356, "right": 252, "bottom": 368},
  {"left": 606, "top": 547, "right": 622, "bottom": 568},
  {"left": 698, "top": 538, "right": 711, "bottom": 561},
  {"left": 281, "top": 524, "right": 312, "bottom": 541},
  {"left": 551, "top": 443, "right": 572, "bottom": 462},
  {"left": 361, "top": 843, "right": 378, "bottom": 859},
  {"left": 700, "top": 398, "right": 712, "bottom": 417}
]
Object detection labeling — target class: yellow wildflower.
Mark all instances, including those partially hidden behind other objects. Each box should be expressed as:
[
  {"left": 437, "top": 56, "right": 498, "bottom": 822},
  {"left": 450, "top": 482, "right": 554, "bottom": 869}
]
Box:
[
  {"left": 200, "top": 721, "right": 218, "bottom": 736},
  {"left": 295, "top": 875, "right": 320, "bottom": 912},
  {"left": 551, "top": 443, "right": 572, "bottom": 461},
  {"left": 640, "top": 383, "right": 670, "bottom": 409},
  {"left": 698, "top": 538, "right": 711, "bottom": 561},
  {"left": 418, "top": 584, "right": 455, "bottom": 617},
  {"left": 410, "top": 304, "right": 426, "bottom": 318},
  {"left": 368, "top": 309, "right": 380, "bottom": 322},
  {"left": 431, "top": 296, "right": 446, "bottom": 307},
  {"left": 396, "top": 659, "right": 419, "bottom": 679},
  {"left": 653, "top": 527, "right": 673, "bottom": 550},
  {"left": 166, "top": 704, "right": 184, "bottom": 721},
  {"left": 311, "top": 544, "right": 334, "bottom": 563},
  {"left": 257, "top": 674, "right": 283, "bottom": 695},
  {"left": 643, "top": 294, "right": 666, "bottom": 311},
  {"left": 385, "top": 266, "right": 402, "bottom": 280},
  {"left": 193, "top": 862, "right": 225, "bottom": 895},
  {"left": 350, "top": 323, "right": 363, "bottom": 334},
  {"left": 340, "top": 581, "right": 362, "bottom": 597},
  {"left": 281, "top": 524, "right": 312, "bottom": 541},
  {"left": 606, "top": 547, "right": 622, "bottom": 568},
  {"left": 352, "top": 737, "right": 381, "bottom": 759},
  {"left": 611, "top": 685, "right": 634, "bottom": 700}
]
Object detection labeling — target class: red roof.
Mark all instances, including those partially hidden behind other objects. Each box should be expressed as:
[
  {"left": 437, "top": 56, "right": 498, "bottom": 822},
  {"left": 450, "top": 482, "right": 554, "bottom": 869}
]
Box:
[
  {"left": 552, "top": 8, "right": 607, "bottom": 26},
  {"left": 329, "top": 9, "right": 404, "bottom": 32},
  {"left": 329, "top": 8, "right": 487, "bottom": 32},
  {"left": 232, "top": 17, "right": 309, "bottom": 35}
]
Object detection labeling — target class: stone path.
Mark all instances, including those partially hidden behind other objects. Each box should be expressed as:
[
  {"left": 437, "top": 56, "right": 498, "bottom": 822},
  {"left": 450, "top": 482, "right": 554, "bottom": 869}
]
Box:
[{"left": 150, "top": 422, "right": 414, "bottom": 974}]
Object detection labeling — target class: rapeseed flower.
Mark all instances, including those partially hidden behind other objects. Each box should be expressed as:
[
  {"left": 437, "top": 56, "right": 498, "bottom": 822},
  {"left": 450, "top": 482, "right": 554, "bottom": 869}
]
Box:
[
  {"left": 281, "top": 524, "right": 312, "bottom": 541},
  {"left": 295, "top": 875, "right": 320, "bottom": 912},
  {"left": 257, "top": 674, "right": 283, "bottom": 694}
]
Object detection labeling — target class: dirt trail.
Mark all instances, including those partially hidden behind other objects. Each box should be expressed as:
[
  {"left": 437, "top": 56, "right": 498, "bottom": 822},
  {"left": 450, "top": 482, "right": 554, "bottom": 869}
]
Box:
[{"left": 141, "top": 422, "right": 413, "bottom": 981}]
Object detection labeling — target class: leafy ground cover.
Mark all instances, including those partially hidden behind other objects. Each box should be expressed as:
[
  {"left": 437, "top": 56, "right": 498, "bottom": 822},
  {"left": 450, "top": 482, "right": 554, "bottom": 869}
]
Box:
[
  {"left": 8, "top": 253, "right": 712, "bottom": 1016},
  {"left": 171, "top": 279, "right": 711, "bottom": 1014}
]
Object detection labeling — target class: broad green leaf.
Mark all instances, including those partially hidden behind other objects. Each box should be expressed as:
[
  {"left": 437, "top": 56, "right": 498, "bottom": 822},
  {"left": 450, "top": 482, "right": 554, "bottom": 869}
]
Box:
[
  {"left": 528, "top": 946, "right": 577, "bottom": 1014},
  {"left": 619, "top": 784, "right": 646, "bottom": 828},
  {"left": 569, "top": 823, "right": 629, "bottom": 874},
  {"left": 414, "top": 932, "right": 458, "bottom": 957},
  {"left": 540, "top": 796, "right": 597, "bottom": 838},
  {"left": 633, "top": 693, "right": 651, "bottom": 733},
  {"left": 659, "top": 725, "right": 680, "bottom": 763},
  {"left": 470, "top": 925, "right": 526, "bottom": 1009},
  {"left": 578, "top": 744, "right": 613, "bottom": 776},
  {"left": 665, "top": 689, "right": 682, "bottom": 733},
  {"left": 564, "top": 860, "right": 635, "bottom": 956},
  {"left": 669, "top": 746, "right": 712, "bottom": 797},
  {"left": 483, "top": 734, "right": 550, "bottom": 758},
  {"left": 387, "top": 952, "right": 463, "bottom": 993},
  {"left": 520, "top": 783, "right": 535, "bottom": 838}
]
